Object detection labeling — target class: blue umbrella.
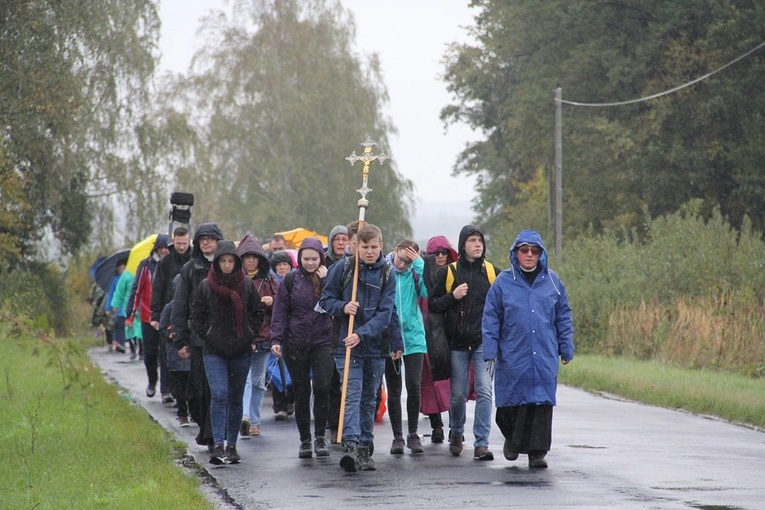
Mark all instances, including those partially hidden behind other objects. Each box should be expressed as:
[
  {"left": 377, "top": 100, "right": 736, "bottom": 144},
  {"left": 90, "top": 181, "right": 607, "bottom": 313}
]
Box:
[{"left": 93, "top": 249, "right": 130, "bottom": 292}]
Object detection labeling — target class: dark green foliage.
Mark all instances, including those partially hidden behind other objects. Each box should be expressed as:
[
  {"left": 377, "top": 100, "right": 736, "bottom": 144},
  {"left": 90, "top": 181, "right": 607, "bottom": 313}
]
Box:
[
  {"left": 558, "top": 202, "right": 765, "bottom": 352},
  {"left": 442, "top": 1, "right": 765, "bottom": 241},
  {"left": 0, "top": 0, "right": 161, "bottom": 256}
]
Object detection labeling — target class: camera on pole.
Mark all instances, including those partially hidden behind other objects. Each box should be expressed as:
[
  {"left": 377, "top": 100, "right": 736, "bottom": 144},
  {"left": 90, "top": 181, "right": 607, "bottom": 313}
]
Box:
[{"left": 169, "top": 192, "right": 194, "bottom": 236}]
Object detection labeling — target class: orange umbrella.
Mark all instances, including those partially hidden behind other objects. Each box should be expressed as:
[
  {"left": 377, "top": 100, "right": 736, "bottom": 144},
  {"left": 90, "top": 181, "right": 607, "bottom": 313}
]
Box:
[{"left": 273, "top": 228, "right": 328, "bottom": 250}]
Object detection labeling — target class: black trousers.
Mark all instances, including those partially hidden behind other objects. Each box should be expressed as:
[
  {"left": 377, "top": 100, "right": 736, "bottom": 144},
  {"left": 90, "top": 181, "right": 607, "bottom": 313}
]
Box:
[
  {"left": 385, "top": 352, "right": 424, "bottom": 436},
  {"left": 188, "top": 345, "right": 213, "bottom": 446},
  {"left": 283, "top": 344, "right": 334, "bottom": 441},
  {"left": 169, "top": 369, "right": 189, "bottom": 417},
  {"left": 495, "top": 404, "right": 553, "bottom": 454}
]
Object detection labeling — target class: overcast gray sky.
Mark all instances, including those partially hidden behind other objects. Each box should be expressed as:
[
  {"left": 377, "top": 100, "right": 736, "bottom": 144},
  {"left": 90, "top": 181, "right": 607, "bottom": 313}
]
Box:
[{"left": 157, "top": 0, "right": 479, "bottom": 243}]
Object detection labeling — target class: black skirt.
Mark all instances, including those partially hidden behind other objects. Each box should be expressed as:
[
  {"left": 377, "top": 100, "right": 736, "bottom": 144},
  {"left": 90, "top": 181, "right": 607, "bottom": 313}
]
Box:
[{"left": 495, "top": 404, "right": 553, "bottom": 454}]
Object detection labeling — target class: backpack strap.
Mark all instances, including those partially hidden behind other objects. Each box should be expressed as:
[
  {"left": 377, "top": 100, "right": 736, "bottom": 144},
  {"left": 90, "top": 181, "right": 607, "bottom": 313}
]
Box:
[
  {"left": 485, "top": 261, "right": 497, "bottom": 285},
  {"left": 445, "top": 260, "right": 496, "bottom": 292},
  {"left": 284, "top": 271, "right": 296, "bottom": 294},
  {"left": 445, "top": 261, "right": 458, "bottom": 293}
]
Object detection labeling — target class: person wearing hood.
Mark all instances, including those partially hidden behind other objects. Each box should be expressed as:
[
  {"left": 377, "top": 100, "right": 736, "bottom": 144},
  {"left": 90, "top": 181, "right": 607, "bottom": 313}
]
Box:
[
  {"left": 428, "top": 224, "right": 501, "bottom": 461},
  {"left": 270, "top": 237, "right": 334, "bottom": 459},
  {"left": 325, "top": 225, "right": 350, "bottom": 268},
  {"left": 191, "top": 241, "right": 264, "bottom": 465},
  {"left": 126, "top": 234, "right": 170, "bottom": 394},
  {"left": 420, "top": 235, "right": 459, "bottom": 444},
  {"left": 170, "top": 222, "right": 224, "bottom": 451},
  {"left": 237, "top": 234, "right": 278, "bottom": 438},
  {"left": 268, "top": 248, "right": 296, "bottom": 419},
  {"left": 383, "top": 239, "right": 428, "bottom": 455},
  {"left": 482, "top": 230, "right": 573, "bottom": 469}
]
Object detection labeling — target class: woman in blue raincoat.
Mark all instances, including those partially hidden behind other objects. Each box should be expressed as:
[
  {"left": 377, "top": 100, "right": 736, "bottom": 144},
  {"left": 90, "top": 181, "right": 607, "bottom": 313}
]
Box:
[{"left": 482, "top": 229, "right": 574, "bottom": 469}]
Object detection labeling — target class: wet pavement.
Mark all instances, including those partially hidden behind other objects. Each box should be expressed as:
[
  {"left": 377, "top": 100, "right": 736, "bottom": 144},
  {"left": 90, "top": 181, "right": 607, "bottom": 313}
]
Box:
[{"left": 90, "top": 348, "right": 765, "bottom": 509}]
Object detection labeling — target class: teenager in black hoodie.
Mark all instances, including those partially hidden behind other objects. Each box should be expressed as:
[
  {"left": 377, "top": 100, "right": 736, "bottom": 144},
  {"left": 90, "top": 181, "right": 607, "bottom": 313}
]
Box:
[{"left": 191, "top": 241, "right": 263, "bottom": 465}]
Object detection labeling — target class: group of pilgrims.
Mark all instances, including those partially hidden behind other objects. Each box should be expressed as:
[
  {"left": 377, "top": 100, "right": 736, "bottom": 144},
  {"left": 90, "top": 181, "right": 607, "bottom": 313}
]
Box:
[{"left": 97, "top": 218, "right": 574, "bottom": 473}]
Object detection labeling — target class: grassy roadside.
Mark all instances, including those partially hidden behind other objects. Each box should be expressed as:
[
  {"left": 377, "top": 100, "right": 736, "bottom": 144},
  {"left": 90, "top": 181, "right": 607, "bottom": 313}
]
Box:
[
  {"left": 560, "top": 353, "right": 765, "bottom": 429},
  {"left": 1, "top": 334, "right": 213, "bottom": 509}
]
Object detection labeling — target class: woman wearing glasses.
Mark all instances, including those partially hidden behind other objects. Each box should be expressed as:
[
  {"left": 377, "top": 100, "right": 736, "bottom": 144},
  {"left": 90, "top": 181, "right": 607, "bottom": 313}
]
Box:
[
  {"left": 481, "top": 229, "right": 574, "bottom": 468},
  {"left": 420, "top": 236, "right": 459, "bottom": 443}
]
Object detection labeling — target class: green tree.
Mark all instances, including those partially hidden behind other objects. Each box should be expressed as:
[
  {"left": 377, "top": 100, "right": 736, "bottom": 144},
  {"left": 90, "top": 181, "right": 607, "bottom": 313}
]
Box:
[
  {"left": 0, "top": 0, "right": 161, "bottom": 257},
  {"left": 156, "top": 0, "right": 413, "bottom": 241},
  {"left": 442, "top": 1, "right": 765, "bottom": 240}
]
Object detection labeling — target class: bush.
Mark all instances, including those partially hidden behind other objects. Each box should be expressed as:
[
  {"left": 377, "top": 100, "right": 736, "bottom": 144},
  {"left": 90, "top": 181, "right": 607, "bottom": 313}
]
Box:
[{"left": 555, "top": 201, "right": 765, "bottom": 376}]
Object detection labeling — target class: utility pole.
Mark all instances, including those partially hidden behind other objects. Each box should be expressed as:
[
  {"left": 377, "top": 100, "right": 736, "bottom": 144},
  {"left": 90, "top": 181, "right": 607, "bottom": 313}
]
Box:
[{"left": 554, "top": 87, "right": 563, "bottom": 265}]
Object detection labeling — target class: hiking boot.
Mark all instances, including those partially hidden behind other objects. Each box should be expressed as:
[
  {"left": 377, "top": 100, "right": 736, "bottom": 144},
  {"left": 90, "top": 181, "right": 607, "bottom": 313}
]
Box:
[
  {"left": 431, "top": 426, "right": 445, "bottom": 443},
  {"left": 114, "top": 343, "right": 126, "bottom": 353},
  {"left": 528, "top": 451, "right": 548, "bottom": 469},
  {"left": 146, "top": 384, "right": 156, "bottom": 398},
  {"left": 240, "top": 418, "right": 251, "bottom": 437},
  {"left": 339, "top": 442, "right": 358, "bottom": 473},
  {"left": 226, "top": 445, "right": 241, "bottom": 464},
  {"left": 209, "top": 443, "right": 226, "bottom": 465},
  {"left": 356, "top": 446, "right": 375, "bottom": 471},
  {"left": 287, "top": 403, "right": 295, "bottom": 416},
  {"left": 178, "top": 415, "right": 191, "bottom": 427},
  {"left": 314, "top": 436, "right": 330, "bottom": 457},
  {"left": 299, "top": 439, "right": 313, "bottom": 458},
  {"left": 449, "top": 432, "right": 464, "bottom": 457},
  {"left": 473, "top": 446, "right": 494, "bottom": 461},
  {"left": 503, "top": 439, "right": 519, "bottom": 461},
  {"left": 161, "top": 393, "right": 174, "bottom": 404},
  {"left": 249, "top": 424, "right": 261, "bottom": 436},
  {"left": 128, "top": 340, "right": 137, "bottom": 359},
  {"left": 274, "top": 410, "right": 288, "bottom": 421},
  {"left": 407, "top": 433, "right": 424, "bottom": 454},
  {"left": 390, "top": 436, "right": 405, "bottom": 455}
]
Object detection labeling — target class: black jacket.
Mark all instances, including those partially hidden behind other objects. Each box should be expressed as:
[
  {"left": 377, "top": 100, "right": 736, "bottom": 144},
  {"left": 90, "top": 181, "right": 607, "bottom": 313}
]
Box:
[
  {"left": 190, "top": 240, "right": 264, "bottom": 359},
  {"left": 151, "top": 246, "right": 191, "bottom": 323},
  {"left": 427, "top": 225, "right": 499, "bottom": 351},
  {"left": 169, "top": 222, "right": 223, "bottom": 350}
]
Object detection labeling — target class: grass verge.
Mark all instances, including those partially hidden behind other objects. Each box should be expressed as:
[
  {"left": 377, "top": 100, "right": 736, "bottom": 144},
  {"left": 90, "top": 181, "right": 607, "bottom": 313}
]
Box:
[
  {"left": 560, "top": 353, "right": 765, "bottom": 429},
  {"left": 0, "top": 334, "right": 214, "bottom": 509}
]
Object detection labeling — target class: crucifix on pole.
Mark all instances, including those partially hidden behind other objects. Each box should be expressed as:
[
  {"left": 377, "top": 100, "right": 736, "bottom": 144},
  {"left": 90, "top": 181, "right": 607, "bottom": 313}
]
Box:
[{"left": 336, "top": 137, "right": 388, "bottom": 442}]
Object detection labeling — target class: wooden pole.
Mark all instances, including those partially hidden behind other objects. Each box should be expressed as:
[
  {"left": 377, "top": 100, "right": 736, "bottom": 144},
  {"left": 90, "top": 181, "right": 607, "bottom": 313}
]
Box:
[{"left": 336, "top": 138, "right": 387, "bottom": 443}]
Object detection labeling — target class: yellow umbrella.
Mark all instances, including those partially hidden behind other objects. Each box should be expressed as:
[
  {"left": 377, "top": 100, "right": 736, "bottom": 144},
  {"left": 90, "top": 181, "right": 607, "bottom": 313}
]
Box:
[
  {"left": 273, "top": 228, "right": 328, "bottom": 250},
  {"left": 125, "top": 234, "right": 158, "bottom": 275}
]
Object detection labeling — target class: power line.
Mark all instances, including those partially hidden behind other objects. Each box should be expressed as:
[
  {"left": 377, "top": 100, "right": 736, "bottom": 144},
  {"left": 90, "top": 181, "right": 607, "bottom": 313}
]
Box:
[{"left": 557, "top": 40, "right": 765, "bottom": 107}]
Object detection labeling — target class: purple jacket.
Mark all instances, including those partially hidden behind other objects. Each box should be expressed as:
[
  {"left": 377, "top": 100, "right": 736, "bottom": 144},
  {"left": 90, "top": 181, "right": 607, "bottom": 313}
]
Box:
[{"left": 269, "top": 237, "right": 333, "bottom": 350}]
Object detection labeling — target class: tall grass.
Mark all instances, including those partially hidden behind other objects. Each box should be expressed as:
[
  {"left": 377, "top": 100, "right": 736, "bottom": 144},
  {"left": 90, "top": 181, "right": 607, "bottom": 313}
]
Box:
[{"left": 558, "top": 200, "right": 765, "bottom": 378}]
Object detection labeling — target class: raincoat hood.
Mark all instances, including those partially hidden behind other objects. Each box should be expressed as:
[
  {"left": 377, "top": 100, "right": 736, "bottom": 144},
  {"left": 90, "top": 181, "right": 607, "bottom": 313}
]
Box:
[
  {"left": 192, "top": 223, "right": 224, "bottom": 258},
  {"left": 152, "top": 234, "right": 170, "bottom": 253},
  {"left": 237, "top": 234, "right": 270, "bottom": 275},
  {"left": 328, "top": 225, "right": 348, "bottom": 252},
  {"left": 457, "top": 224, "right": 486, "bottom": 260},
  {"left": 509, "top": 229, "right": 548, "bottom": 272},
  {"left": 297, "top": 237, "right": 326, "bottom": 271},
  {"left": 425, "top": 235, "right": 459, "bottom": 263},
  {"left": 270, "top": 250, "right": 295, "bottom": 271},
  {"left": 212, "top": 240, "right": 242, "bottom": 273}
]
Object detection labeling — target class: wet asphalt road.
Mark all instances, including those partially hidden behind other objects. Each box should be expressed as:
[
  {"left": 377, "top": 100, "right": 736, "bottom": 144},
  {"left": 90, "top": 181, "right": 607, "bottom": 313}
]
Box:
[{"left": 90, "top": 348, "right": 765, "bottom": 510}]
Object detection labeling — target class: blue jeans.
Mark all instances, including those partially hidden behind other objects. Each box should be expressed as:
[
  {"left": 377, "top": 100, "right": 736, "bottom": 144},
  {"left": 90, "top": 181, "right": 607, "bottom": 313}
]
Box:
[
  {"left": 242, "top": 350, "right": 270, "bottom": 425},
  {"left": 203, "top": 354, "right": 252, "bottom": 446},
  {"left": 335, "top": 356, "right": 385, "bottom": 445},
  {"left": 449, "top": 346, "right": 493, "bottom": 447}
]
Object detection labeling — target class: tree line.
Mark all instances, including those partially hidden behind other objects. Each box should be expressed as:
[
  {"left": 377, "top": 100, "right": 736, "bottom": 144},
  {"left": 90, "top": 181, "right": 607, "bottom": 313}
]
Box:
[
  {"left": 442, "top": 0, "right": 765, "bottom": 253},
  {"left": 0, "top": 0, "right": 412, "bottom": 268}
]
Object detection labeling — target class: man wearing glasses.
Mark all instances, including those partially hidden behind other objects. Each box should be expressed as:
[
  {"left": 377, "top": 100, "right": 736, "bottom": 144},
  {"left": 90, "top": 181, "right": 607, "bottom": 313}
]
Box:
[
  {"left": 481, "top": 229, "right": 574, "bottom": 469},
  {"left": 428, "top": 224, "right": 500, "bottom": 461}
]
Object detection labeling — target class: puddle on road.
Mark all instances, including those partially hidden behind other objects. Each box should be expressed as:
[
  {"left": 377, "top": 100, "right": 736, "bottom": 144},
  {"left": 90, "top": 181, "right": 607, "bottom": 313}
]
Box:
[
  {"left": 566, "top": 444, "right": 608, "bottom": 449},
  {"left": 687, "top": 505, "right": 746, "bottom": 510}
]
